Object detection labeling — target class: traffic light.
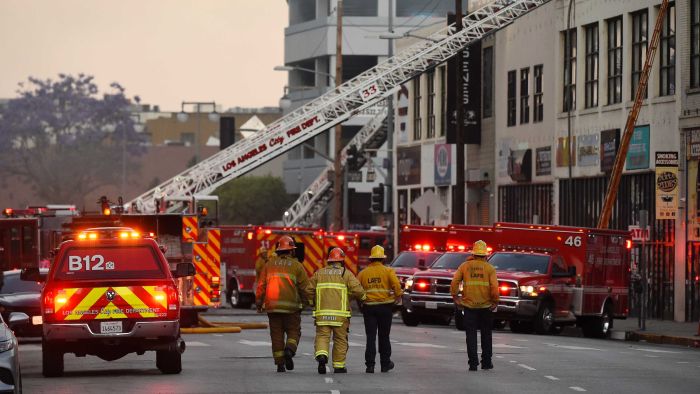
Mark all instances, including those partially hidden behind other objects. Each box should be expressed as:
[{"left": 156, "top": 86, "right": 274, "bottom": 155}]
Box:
[
  {"left": 99, "top": 196, "right": 111, "bottom": 215},
  {"left": 346, "top": 144, "right": 360, "bottom": 171},
  {"left": 371, "top": 184, "right": 384, "bottom": 213}
]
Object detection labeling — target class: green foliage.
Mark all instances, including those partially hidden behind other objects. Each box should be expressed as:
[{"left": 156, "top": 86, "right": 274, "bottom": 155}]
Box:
[{"left": 215, "top": 176, "right": 294, "bottom": 225}]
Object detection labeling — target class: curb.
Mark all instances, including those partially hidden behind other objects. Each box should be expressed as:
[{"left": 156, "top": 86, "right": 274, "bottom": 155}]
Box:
[{"left": 624, "top": 331, "right": 700, "bottom": 349}]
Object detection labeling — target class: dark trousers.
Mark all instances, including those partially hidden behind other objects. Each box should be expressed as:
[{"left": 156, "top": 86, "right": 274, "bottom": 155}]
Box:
[
  {"left": 267, "top": 311, "right": 301, "bottom": 365},
  {"left": 362, "top": 303, "right": 394, "bottom": 367},
  {"left": 463, "top": 307, "right": 493, "bottom": 367}
]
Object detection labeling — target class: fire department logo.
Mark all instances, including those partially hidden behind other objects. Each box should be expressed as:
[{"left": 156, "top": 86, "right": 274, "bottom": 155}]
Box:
[{"left": 105, "top": 289, "right": 116, "bottom": 301}]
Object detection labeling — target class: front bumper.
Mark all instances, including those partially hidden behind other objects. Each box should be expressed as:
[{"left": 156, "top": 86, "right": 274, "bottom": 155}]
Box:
[
  {"left": 43, "top": 319, "right": 180, "bottom": 341},
  {"left": 494, "top": 297, "right": 538, "bottom": 320},
  {"left": 0, "top": 340, "right": 19, "bottom": 393},
  {"left": 402, "top": 293, "right": 455, "bottom": 316}
]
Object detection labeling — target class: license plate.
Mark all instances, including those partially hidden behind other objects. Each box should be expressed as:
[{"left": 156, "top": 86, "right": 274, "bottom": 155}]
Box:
[
  {"left": 425, "top": 301, "right": 438, "bottom": 310},
  {"left": 100, "top": 321, "right": 123, "bottom": 334},
  {"left": 32, "top": 316, "right": 43, "bottom": 325}
]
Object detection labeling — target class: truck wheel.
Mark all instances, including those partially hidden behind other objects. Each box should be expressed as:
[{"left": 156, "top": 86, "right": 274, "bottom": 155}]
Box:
[
  {"left": 227, "top": 285, "right": 240, "bottom": 307},
  {"left": 533, "top": 303, "right": 555, "bottom": 335},
  {"left": 455, "top": 309, "right": 466, "bottom": 331},
  {"left": 509, "top": 320, "right": 533, "bottom": 334},
  {"left": 401, "top": 309, "right": 420, "bottom": 327},
  {"left": 157, "top": 349, "right": 182, "bottom": 374},
  {"left": 42, "top": 341, "right": 64, "bottom": 377},
  {"left": 582, "top": 304, "right": 613, "bottom": 339},
  {"left": 493, "top": 320, "right": 507, "bottom": 330}
]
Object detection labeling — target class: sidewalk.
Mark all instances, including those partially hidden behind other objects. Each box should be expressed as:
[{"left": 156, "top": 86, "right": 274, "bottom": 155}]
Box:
[{"left": 614, "top": 318, "right": 700, "bottom": 349}]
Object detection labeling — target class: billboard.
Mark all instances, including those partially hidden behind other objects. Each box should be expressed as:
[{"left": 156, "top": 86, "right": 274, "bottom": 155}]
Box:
[
  {"left": 434, "top": 144, "right": 452, "bottom": 186},
  {"left": 626, "top": 125, "right": 650, "bottom": 170},
  {"left": 397, "top": 146, "right": 421, "bottom": 185},
  {"left": 600, "top": 129, "right": 620, "bottom": 172},
  {"left": 535, "top": 146, "right": 552, "bottom": 176},
  {"left": 577, "top": 134, "right": 600, "bottom": 167}
]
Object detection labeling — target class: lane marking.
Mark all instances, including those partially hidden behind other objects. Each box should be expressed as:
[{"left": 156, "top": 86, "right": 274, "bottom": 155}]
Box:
[
  {"left": 390, "top": 339, "right": 399, "bottom": 343},
  {"left": 644, "top": 355, "right": 660, "bottom": 358},
  {"left": 509, "top": 360, "right": 517, "bottom": 363},
  {"left": 518, "top": 364, "right": 536, "bottom": 371},
  {"left": 544, "top": 343, "right": 604, "bottom": 351},
  {"left": 330, "top": 390, "right": 340, "bottom": 394},
  {"left": 327, "top": 366, "right": 331, "bottom": 373},
  {"left": 545, "top": 376, "right": 560, "bottom": 381},
  {"left": 238, "top": 340, "right": 271, "bottom": 346},
  {"left": 186, "top": 341, "right": 211, "bottom": 347},
  {"left": 629, "top": 347, "right": 680, "bottom": 354},
  {"left": 19, "top": 345, "right": 42, "bottom": 351},
  {"left": 495, "top": 355, "right": 504, "bottom": 359},
  {"left": 213, "top": 334, "right": 223, "bottom": 337},
  {"left": 513, "top": 339, "right": 529, "bottom": 342},
  {"left": 676, "top": 361, "right": 689, "bottom": 364},
  {"left": 493, "top": 344, "right": 526, "bottom": 349},
  {"left": 396, "top": 342, "right": 447, "bottom": 349},
  {"left": 303, "top": 352, "right": 312, "bottom": 356},
  {"left": 570, "top": 387, "right": 586, "bottom": 392},
  {"left": 352, "top": 333, "right": 363, "bottom": 337},
  {"left": 325, "top": 378, "right": 334, "bottom": 383}
]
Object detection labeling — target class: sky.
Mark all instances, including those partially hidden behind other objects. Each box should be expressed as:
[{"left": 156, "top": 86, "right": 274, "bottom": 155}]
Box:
[{"left": 0, "top": 0, "right": 288, "bottom": 111}]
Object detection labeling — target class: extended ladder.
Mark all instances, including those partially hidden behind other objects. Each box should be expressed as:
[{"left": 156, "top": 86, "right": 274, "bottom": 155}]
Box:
[
  {"left": 283, "top": 106, "right": 388, "bottom": 227},
  {"left": 128, "top": 0, "right": 549, "bottom": 213}
]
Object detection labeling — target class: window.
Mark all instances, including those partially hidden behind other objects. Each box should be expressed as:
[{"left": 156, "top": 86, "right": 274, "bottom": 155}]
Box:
[
  {"left": 56, "top": 246, "right": 166, "bottom": 280},
  {"left": 440, "top": 66, "right": 446, "bottom": 137},
  {"left": 693, "top": 0, "right": 700, "bottom": 87},
  {"left": 413, "top": 77, "right": 422, "bottom": 140},
  {"left": 607, "top": 17, "right": 623, "bottom": 104},
  {"left": 483, "top": 46, "right": 494, "bottom": 118},
  {"left": 520, "top": 68, "right": 530, "bottom": 124},
  {"left": 289, "top": 0, "right": 316, "bottom": 25},
  {"left": 534, "top": 65, "right": 544, "bottom": 122},
  {"left": 342, "top": 55, "right": 378, "bottom": 82},
  {"left": 507, "top": 70, "right": 516, "bottom": 127},
  {"left": 396, "top": 0, "right": 466, "bottom": 17},
  {"left": 584, "top": 23, "right": 599, "bottom": 108},
  {"left": 562, "top": 29, "right": 577, "bottom": 112},
  {"left": 427, "top": 71, "right": 436, "bottom": 138},
  {"left": 631, "top": 9, "right": 648, "bottom": 99},
  {"left": 660, "top": 3, "right": 675, "bottom": 96},
  {"left": 344, "top": 0, "right": 378, "bottom": 16}
]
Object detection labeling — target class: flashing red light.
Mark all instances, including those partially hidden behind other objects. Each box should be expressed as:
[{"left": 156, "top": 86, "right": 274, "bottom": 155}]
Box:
[
  {"left": 3, "top": 208, "right": 12, "bottom": 217},
  {"left": 500, "top": 285, "right": 509, "bottom": 292},
  {"left": 448, "top": 245, "right": 455, "bottom": 251},
  {"left": 422, "top": 244, "right": 431, "bottom": 251},
  {"left": 103, "top": 208, "right": 111, "bottom": 216},
  {"left": 696, "top": 275, "right": 700, "bottom": 281},
  {"left": 417, "top": 282, "right": 428, "bottom": 290},
  {"left": 247, "top": 232, "right": 253, "bottom": 240},
  {"left": 457, "top": 245, "right": 466, "bottom": 251},
  {"left": 626, "top": 240, "right": 632, "bottom": 249},
  {"left": 264, "top": 229, "right": 271, "bottom": 235},
  {"left": 337, "top": 235, "right": 345, "bottom": 241},
  {"left": 414, "top": 243, "right": 422, "bottom": 250},
  {"left": 486, "top": 247, "right": 493, "bottom": 253}
]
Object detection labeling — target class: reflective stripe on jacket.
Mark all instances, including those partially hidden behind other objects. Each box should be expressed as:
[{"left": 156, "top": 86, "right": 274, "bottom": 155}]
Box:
[
  {"left": 450, "top": 256, "right": 499, "bottom": 309},
  {"left": 357, "top": 262, "right": 403, "bottom": 305},
  {"left": 306, "top": 262, "right": 366, "bottom": 326},
  {"left": 256, "top": 254, "right": 309, "bottom": 313}
]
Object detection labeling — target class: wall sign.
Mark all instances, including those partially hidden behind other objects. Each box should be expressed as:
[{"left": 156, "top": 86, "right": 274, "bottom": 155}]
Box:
[{"left": 655, "top": 151, "right": 679, "bottom": 220}]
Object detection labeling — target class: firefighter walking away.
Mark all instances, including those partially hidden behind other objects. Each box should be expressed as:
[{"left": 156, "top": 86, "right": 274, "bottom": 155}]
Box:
[
  {"left": 450, "top": 240, "right": 499, "bottom": 371},
  {"left": 256, "top": 235, "right": 309, "bottom": 372},
  {"left": 357, "top": 245, "right": 402, "bottom": 373},
  {"left": 307, "top": 247, "right": 366, "bottom": 374}
]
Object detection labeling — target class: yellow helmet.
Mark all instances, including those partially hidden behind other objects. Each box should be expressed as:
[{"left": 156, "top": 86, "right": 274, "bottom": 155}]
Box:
[
  {"left": 473, "top": 240, "right": 489, "bottom": 256},
  {"left": 369, "top": 245, "right": 386, "bottom": 259}
]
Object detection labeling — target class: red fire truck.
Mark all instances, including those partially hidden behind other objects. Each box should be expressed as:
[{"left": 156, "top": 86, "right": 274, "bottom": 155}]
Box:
[
  {"left": 390, "top": 225, "right": 447, "bottom": 288},
  {"left": 490, "top": 223, "right": 631, "bottom": 338},
  {"left": 220, "top": 226, "right": 359, "bottom": 308}
]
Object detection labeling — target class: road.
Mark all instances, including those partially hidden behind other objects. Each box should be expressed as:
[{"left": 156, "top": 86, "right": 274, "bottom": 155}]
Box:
[{"left": 19, "top": 311, "right": 700, "bottom": 393}]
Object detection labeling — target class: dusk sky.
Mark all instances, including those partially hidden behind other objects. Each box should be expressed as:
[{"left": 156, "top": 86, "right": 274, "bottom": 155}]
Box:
[{"left": 0, "top": 0, "right": 288, "bottom": 111}]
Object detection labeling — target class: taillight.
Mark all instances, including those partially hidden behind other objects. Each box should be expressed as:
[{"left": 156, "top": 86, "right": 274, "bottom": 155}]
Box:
[{"left": 161, "top": 285, "right": 179, "bottom": 319}]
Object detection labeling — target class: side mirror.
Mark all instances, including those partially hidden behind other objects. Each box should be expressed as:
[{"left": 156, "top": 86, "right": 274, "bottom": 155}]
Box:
[
  {"left": 418, "top": 259, "right": 427, "bottom": 270},
  {"left": 172, "top": 262, "right": 195, "bottom": 278},
  {"left": 20, "top": 267, "right": 47, "bottom": 282},
  {"left": 8, "top": 312, "right": 30, "bottom": 329}
]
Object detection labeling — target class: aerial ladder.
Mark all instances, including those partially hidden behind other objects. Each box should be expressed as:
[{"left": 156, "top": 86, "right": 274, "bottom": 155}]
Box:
[
  {"left": 127, "top": 0, "right": 550, "bottom": 214},
  {"left": 283, "top": 106, "right": 388, "bottom": 227}
]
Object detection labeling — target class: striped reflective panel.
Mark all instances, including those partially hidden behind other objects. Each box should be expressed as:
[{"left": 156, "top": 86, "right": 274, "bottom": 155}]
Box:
[
  {"left": 192, "top": 229, "right": 222, "bottom": 307},
  {"left": 313, "top": 282, "right": 350, "bottom": 317},
  {"left": 57, "top": 286, "right": 167, "bottom": 320},
  {"left": 182, "top": 215, "right": 198, "bottom": 243}
]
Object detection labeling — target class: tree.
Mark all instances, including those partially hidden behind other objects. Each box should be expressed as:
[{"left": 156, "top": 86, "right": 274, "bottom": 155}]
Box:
[
  {"left": 0, "top": 74, "right": 146, "bottom": 204},
  {"left": 215, "top": 176, "right": 295, "bottom": 225}
]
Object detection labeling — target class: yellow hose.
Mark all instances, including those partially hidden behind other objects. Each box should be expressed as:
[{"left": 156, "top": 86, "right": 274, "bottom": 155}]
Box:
[
  {"left": 198, "top": 315, "right": 268, "bottom": 329},
  {"left": 180, "top": 326, "right": 242, "bottom": 334}
]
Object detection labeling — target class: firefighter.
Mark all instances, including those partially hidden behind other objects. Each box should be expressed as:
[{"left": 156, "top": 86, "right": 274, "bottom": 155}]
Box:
[
  {"left": 357, "top": 245, "right": 402, "bottom": 373},
  {"left": 256, "top": 235, "right": 309, "bottom": 373},
  {"left": 306, "top": 247, "right": 366, "bottom": 374},
  {"left": 450, "top": 240, "right": 499, "bottom": 371},
  {"left": 254, "top": 245, "right": 269, "bottom": 282}
]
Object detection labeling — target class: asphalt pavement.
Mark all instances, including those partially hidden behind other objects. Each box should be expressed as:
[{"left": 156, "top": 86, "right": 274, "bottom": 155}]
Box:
[{"left": 18, "top": 310, "right": 700, "bottom": 393}]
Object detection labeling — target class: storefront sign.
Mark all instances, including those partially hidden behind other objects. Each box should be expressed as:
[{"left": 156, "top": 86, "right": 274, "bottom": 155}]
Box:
[
  {"left": 535, "top": 146, "right": 551, "bottom": 176},
  {"left": 577, "top": 134, "right": 599, "bottom": 167},
  {"left": 556, "top": 136, "right": 576, "bottom": 167},
  {"left": 600, "top": 129, "right": 620, "bottom": 172},
  {"left": 628, "top": 225, "right": 651, "bottom": 241},
  {"left": 655, "top": 151, "right": 679, "bottom": 220},
  {"left": 687, "top": 128, "right": 700, "bottom": 159},
  {"left": 626, "top": 125, "right": 650, "bottom": 170},
  {"left": 397, "top": 146, "right": 421, "bottom": 185},
  {"left": 434, "top": 144, "right": 452, "bottom": 186}
]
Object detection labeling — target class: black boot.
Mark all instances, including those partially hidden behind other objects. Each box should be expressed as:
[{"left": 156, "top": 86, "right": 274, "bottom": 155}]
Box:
[
  {"left": 366, "top": 364, "right": 375, "bottom": 373},
  {"left": 481, "top": 360, "right": 494, "bottom": 370},
  {"left": 277, "top": 364, "right": 286, "bottom": 373},
  {"left": 316, "top": 355, "right": 328, "bottom": 375},
  {"left": 380, "top": 361, "right": 394, "bottom": 373},
  {"left": 284, "top": 347, "right": 295, "bottom": 371},
  {"left": 469, "top": 363, "right": 478, "bottom": 371},
  {"left": 334, "top": 367, "right": 347, "bottom": 373}
]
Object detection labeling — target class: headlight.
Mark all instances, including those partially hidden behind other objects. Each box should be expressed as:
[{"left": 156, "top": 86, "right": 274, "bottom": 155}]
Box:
[
  {"left": 0, "top": 340, "right": 14, "bottom": 353},
  {"left": 519, "top": 285, "right": 539, "bottom": 298},
  {"left": 404, "top": 278, "right": 414, "bottom": 290}
]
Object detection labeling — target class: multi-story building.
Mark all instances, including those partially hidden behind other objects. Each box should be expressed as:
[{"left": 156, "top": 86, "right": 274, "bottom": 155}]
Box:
[{"left": 282, "top": 0, "right": 465, "bottom": 227}]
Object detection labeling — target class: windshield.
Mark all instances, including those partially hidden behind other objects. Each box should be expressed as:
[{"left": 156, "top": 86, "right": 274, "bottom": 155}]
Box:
[
  {"left": 431, "top": 253, "right": 471, "bottom": 270},
  {"left": 390, "top": 251, "right": 441, "bottom": 268},
  {"left": 489, "top": 253, "right": 550, "bottom": 274},
  {"left": 55, "top": 245, "right": 166, "bottom": 280},
  {"left": 0, "top": 273, "right": 43, "bottom": 294}
]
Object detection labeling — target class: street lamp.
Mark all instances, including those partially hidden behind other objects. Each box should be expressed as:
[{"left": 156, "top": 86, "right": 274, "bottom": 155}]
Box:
[
  {"left": 273, "top": 65, "right": 336, "bottom": 87},
  {"left": 279, "top": 86, "right": 292, "bottom": 110},
  {"left": 176, "top": 101, "right": 218, "bottom": 164}
]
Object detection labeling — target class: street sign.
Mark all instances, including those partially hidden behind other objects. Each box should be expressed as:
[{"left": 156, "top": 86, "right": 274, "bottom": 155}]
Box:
[
  {"left": 410, "top": 189, "right": 447, "bottom": 224},
  {"left": 628, "top": 225, "right": 650, "bottom": 242}
]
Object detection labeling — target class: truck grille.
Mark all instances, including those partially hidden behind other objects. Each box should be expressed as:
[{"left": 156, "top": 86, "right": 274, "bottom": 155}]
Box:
[
  {"left": 411, "top": 277, "right": 452, "bottom": 295},
  {"left": 498, "top": 280, "right": 519, "bottom": 298}
]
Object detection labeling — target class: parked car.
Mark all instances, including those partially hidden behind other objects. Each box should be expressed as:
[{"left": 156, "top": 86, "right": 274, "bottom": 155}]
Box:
[
  {"left": 0, "top": 269, "right": 47, "bottom": 337},
  {"left": 0, "top": 311, "right": 29, "bottom": 393}
]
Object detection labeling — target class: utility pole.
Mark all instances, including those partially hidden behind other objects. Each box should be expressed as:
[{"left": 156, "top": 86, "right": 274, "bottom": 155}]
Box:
[
  {"left": 387, "top": 0, "right": 395, "bottom": 249},
  {"left": 333, "top": 0, "right": 344, "bottom": 230},
  {"left": 452, "top": 0, "right": 465, "bottom": 224}
]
